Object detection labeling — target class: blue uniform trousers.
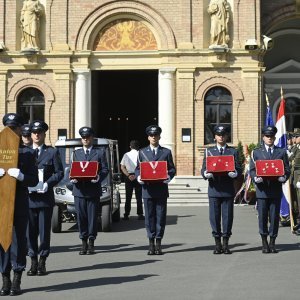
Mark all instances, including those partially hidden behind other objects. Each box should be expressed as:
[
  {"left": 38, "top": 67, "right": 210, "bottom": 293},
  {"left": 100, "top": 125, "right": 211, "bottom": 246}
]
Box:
[
  {"left": 257, "top": 197, "right": 281, "bottom": 237},
  {"left": 143, "top": 197, "right": 167, "bottom": 239},
  {"left": 27, "top": 207, "right": 53, "bottom": 258},
  {"left": 0, "top": 216, "right": 28, "bottom": 273},
  {"left": 74, "top": 196, "right": 98, "bottom": 240},
  {"left": 209, "top": 197, "right": 234, "bottom": 238}
]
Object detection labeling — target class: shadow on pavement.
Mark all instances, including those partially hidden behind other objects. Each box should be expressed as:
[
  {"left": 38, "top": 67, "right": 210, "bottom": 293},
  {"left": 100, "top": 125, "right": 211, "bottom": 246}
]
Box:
[
  {"left": 49, "top": 259, "right": 161, "bottom": 274},
  {"left": 24, "top": 274, "right": 158, "bottom": 293}
]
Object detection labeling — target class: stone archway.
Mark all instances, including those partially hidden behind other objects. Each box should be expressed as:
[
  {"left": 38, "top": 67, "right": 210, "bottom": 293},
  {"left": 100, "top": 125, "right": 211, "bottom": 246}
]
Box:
[{"left": 75, "top": 1, "right": 176, "bottom": 50}]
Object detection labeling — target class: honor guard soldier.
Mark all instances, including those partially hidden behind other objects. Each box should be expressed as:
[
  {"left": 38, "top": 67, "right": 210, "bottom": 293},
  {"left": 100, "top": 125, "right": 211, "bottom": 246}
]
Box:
[
  {"left": 0, "top": 113, "right": 38, "bottom": 296},
  {"left": 26, "top": 120, "right": 64, "bottom": 276},
  {"left": 70, "top": 127, "right": 109, "bottom": 255},
  {"left": 290, "top": 128, "right": 300, "bottom": 234},
  {"left": 135, "top": 125, "right": 176, "bottom": 255},
  {"left": 250, "top": 125, "right": 290, "bottom": 253},
  {"left": 21, "top": 124, "right": 32, "bottom": 147},
  {"left": 201, "top": 125, "right": 242, "bottom": 254}
]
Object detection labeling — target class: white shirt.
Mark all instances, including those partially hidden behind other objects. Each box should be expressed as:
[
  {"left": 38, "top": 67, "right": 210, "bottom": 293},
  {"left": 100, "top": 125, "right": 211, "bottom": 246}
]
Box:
[
  {"left": 83, "top": 146, "right": 93, "bottom": 155},
  {"left": 264, "top": 144, "right": 274, "bottom": 154},
  {"left": 150, "top": 145, "right": 159, "bottom": 155},
  {"left": 120, "top": 149, "right": 139, "bottom": 173}
]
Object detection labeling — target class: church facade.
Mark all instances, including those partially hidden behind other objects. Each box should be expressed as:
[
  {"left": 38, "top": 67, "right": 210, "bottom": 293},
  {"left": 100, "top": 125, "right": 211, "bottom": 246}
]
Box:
[{"left": 0, "top": 0, "right": 300, "bottom": 176}]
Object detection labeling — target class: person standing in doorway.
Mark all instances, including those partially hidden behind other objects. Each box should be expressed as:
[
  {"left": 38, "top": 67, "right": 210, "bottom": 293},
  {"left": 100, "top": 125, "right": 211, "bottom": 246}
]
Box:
[
  {"left": 201, "top": 125, "right": 242, "bottom": 254},
  {"left": 120, "top": 140, "right": 144, "bottom": 220},
  {"left": 26, "top": 120, "right": 64, "bottom": 276},
  {"left": 135, "top": 125, "right": 176, "bottom": 255}
]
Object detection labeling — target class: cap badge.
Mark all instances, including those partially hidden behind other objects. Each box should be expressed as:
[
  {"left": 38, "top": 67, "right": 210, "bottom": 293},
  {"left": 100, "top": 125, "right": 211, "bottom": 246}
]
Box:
[
  {"left": 83, "top": 128, "right": 88, "bottom": 132},
  {"left": 25, "top": 126, "right": 29, "bottom": 130},
  {"left": 8, "top": 115, "right": 15, "bottom": 120},
  {"left": 219, "top": 126, "right": 224, "bottom": 130},
  {"left": 34, "top": 122, "right": 40, "bottom": 126},
  {"left": 151, "top": 127, "right": 156, "bottom": 131},
  {"left": 267, "top": 127, "right": 272, "bottom": 130}
]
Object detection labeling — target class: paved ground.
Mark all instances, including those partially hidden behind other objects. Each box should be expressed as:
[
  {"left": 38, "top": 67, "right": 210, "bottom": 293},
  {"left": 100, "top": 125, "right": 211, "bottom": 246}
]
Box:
[{"left": 19, "top": 205, "right": 300, "bottom": 300}]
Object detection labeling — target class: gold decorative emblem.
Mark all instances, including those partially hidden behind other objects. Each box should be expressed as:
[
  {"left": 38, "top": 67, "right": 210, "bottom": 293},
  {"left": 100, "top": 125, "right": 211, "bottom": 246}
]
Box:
[{"left": 93, "top": 19, "right": 158, "bottom": 51}]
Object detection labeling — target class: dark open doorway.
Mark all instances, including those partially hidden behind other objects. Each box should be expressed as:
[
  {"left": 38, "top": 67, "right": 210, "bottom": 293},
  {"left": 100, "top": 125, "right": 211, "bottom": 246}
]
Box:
[{"left": 92, "top": 70, "right": 158, "bottom": 159}]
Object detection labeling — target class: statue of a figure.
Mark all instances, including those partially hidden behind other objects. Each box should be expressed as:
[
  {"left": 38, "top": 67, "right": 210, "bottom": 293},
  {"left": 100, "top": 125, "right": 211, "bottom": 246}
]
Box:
[
  {"left": 20, "top": 0, "right": 42, "bottom": 51},
  {"left": 207, "top": 0, "right": 230, "bottom": 49}
]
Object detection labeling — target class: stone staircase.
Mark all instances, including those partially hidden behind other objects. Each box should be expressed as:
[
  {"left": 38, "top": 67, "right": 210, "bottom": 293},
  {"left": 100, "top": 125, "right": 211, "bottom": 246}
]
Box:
[{"left": 118, "top": 176, "right": 208, "bottom": 206}]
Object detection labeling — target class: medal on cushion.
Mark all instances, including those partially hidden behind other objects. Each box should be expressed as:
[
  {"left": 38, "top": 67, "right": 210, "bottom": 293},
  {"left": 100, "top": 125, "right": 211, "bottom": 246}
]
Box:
[
  {"left": 149, "top": 161, "right": 158, "bottom": 174},
  {"left": 80, "top": 161, "right": 89, "bottom": 172}
]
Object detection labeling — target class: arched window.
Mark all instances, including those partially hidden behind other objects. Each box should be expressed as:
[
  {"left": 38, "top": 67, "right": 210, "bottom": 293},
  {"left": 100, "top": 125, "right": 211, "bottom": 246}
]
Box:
[
  {"left": 17, "top": 88, "right": 45, "bottom": 124},
  {"left": 284, "top": 97, "right": 300, "bottom": 131},
  {"left": 204, "top": 87, "right": 232, "bottom": 144}
]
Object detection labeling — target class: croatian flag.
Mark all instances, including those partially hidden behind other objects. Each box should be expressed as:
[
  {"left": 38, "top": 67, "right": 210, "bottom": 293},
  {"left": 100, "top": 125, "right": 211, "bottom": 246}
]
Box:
[{"left": 274, "top": 88, "right": 289, "bottom": 217}]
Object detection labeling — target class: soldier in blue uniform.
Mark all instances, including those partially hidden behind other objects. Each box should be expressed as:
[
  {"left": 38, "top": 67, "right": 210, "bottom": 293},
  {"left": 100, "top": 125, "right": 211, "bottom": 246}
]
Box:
[
  {"left": 0, "top": 113, "right": 38, "bottom": 296},
  {"left": 21, "top": 124, "right": 32, "bottom": 147},
  {"left": 250, "top": 125, "right": 290, "bottom": 253},
  {"left": 201, "top": 125, "right": 242, "bottom": 254},
  {"left": 70, "top": 127, "right": 109, "bottom": 255},
  {"left": 135, "top": 125, "right": 176, "bottom": 255},
  {"left": 27, "top": 120, "right": 64, "bottom": 276}
]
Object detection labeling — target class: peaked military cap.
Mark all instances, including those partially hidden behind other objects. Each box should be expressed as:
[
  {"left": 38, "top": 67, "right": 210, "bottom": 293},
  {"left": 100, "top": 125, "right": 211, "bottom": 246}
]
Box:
[
  {"left": 21, "top": 124, "right": 31, "bottom": 136},
  {"left": 145, "top": 125, "right": 162, "bottom": 136},
  {"left": 30, "top": 120, "right": 49, "bottom": 132},
  {"left": 2, "top": 113, "right": 24, "bottom": 127},
  {"left": 294, "top": 128, "right": 300, "bottom": 137},
  {"left": 262, "top": 125, "right": 277, "bottom": 136},
  {"left": 79, "top": 126, "right": 94, "bottom": 137},
  {"left": 214, "top": 125, "right": 228, "bottom": 135}
]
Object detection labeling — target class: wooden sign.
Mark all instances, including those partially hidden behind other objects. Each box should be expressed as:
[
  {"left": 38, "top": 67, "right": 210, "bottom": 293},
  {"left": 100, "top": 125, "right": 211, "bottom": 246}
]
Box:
[{"left": 0, "top": 127, "right": 19, "bottom": 252}]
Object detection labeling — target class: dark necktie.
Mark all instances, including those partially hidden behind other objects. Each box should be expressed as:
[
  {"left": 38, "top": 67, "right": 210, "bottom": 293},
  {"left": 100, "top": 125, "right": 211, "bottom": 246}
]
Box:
[
  {"left": 268, "top": 147, "right": 272, "bottom": 158},
  {"left": 35, "top": 148, "right": 39, "bottom": 159},
  {"left": 219, "top": 147, "right": 223, "bottom": 155},
  {"left": 85, "top": 149, "right": 89, "bottom": 160},
  {"left": 152, "top": 149, "right": 156, "bottom": 157}
]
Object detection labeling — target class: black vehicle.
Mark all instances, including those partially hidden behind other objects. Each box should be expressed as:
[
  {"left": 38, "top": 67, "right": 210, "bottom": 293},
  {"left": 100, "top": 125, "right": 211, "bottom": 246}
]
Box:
[{"left": 52, "top": 138, "right": 122, "bottom": 233}]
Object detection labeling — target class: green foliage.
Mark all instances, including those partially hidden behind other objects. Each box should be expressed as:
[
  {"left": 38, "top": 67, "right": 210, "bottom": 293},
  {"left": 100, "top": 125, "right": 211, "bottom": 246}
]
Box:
[{"left": 247, "top": 142, "right": 260, "bottom": 154}]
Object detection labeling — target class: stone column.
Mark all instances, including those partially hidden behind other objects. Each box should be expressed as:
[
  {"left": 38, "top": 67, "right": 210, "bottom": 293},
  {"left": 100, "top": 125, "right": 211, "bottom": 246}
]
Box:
[
  {"left": 74, "top": 69, "right": 91, "bottom": 137},
  {"left": 158, "top": 68, "right": 176, "bottom": 153}
]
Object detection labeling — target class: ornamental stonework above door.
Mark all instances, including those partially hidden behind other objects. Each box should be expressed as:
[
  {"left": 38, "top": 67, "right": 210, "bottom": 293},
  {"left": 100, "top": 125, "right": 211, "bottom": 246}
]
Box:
[{"left": 93, "top": 19, "right": 158, "bottom": 51}]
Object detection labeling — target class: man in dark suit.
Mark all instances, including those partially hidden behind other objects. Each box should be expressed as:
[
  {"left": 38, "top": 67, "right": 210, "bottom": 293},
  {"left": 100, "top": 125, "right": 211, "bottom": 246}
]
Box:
[
  {"left": 201, "top": 125, "right": 242, "bottom": 254},
  {"left": 135, "top": 125, "right": 176, "bottom": 255},
  {"left": 0, "top": 113, "right": 38, "bottom": 296},
  {"left": 70, "top": 127, "right": 109, "bottom": 255},
  {"left": 27, "top": 120, "right": 64, "bottom": 276},
  {"left": 250, "top": 125, "right": 290, "bottom": 253}
]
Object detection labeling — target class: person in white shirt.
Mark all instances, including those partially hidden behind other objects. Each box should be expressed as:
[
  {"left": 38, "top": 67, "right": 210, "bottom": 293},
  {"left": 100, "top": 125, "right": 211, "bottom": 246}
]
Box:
[{"left": 120, "top": 140, "right": 144, "bottom": 220}]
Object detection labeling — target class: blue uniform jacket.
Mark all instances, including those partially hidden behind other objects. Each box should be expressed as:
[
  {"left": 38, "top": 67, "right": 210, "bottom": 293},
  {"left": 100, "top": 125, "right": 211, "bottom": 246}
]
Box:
[
  {"left": 29, "top": 145, "right": 64, "bottom": 208},
  {"left": 249, "top": 145, "right": 290, "bottom": 199},
  {"left": 15, "top": 145, "right": 39, "bottom": 217},
  {"left": 71, "top": 147, "right": 109, "bottom": 198},
  {"left": 135, "top": 145, "right": 176, "bottom": 199},
  {"left": 201, "top": 145, "right": 242, "bottom": 198}
]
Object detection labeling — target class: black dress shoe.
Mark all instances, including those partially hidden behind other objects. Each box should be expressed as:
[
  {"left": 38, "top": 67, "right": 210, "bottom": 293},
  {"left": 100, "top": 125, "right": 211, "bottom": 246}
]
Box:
[
  {"left": 213, "top": 237, "right": 223, "bottom": 254},
  {"left": 261, "top": 235, "right": 270, "bottom": 253},
  {"left": 148, "top": 238, "right": 155, "bottom": 255},
  {"left": 223, "top": 237, "right": 232, "bottom": 255},
  {"left": 87, "top": 239, "right": 95, "bottom": 255},
  {"left": 0, "top": 273, "right": 11, "bottom": 296},
  {"left": 79, "top": 239, "right": 88, "bottom": 255},
  {"left": 37, "top": 257, "right": 47, "bottom": 276},
  {"left": 155, "top": 239, "right": 163, "bottom": 255},
  {"left": 9, "top": 272, "right": 22, "bottom": 296},
  {"left": 27, "top": 257, "right": 38, "bottom": 276}
]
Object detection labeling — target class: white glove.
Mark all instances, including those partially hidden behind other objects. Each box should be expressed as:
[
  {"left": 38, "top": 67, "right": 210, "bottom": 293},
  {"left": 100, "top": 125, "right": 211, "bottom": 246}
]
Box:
[
  {"left": 70, "top": 178, "right": 78, "bottom": 184},
  {"left": 137, "top": 175, "right": 144, "bottom": 185},
  {"left": 204, "top": 170, "right": 214, "bottom": 179},
  {"left": 37, "top": 182, "right": 48, "bottom": 193},
  {"left": 228, "top": 171, "right": 238, "bottom": 178},
  {"left": 91, "top": 175, "right": 100, "bottom": 183},
  {"left": 296, "top": 182, "right": 300, "bottom": 189},
  {"left": 254, "top": 176, "right": 263, "bottom": 184},
  {"left": 163, "top": 175, "right": 171, "bottom": 184},
  {"left": 0, "top": 168, "right": 5, "bottom": 177},
  {"left": 8, "top": 168, "right": 24, "bottom": 181},
  {"left": 278, "top": 176, "right": 286, "bottom": 183}
]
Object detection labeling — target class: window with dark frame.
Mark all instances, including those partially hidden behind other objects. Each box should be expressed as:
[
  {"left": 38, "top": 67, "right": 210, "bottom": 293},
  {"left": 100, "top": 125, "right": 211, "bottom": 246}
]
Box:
[
  {"left": 204, "top": 87, "right": 232, "bottom": 144},
  {"left": 282, "top": 97, "right": 300, "bottom": 131},
  {"left": 17, "top": 88, "right": 45, "bottom": 124}
]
